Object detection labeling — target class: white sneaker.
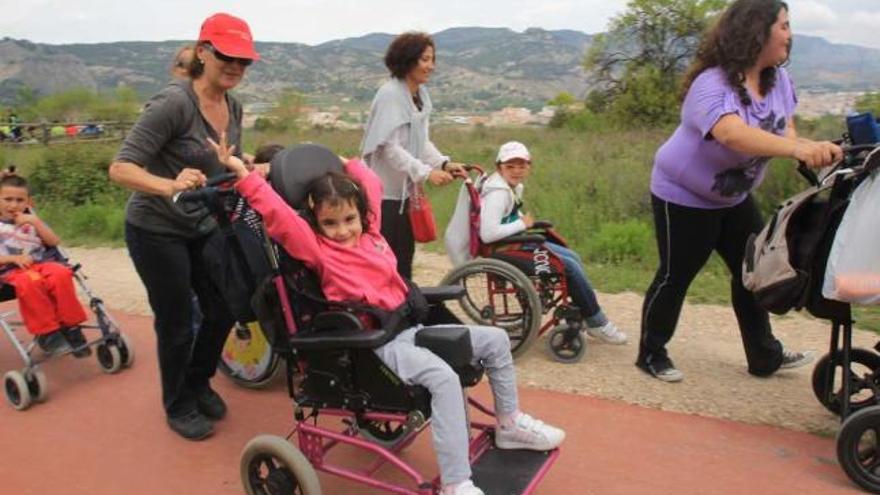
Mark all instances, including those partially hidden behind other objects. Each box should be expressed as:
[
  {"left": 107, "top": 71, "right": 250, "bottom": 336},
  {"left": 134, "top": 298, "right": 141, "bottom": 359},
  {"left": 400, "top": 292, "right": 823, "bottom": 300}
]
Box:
[
  {"left": 780, "top": 349, "right": 816, "bottom": 370},
  {"left": 585, "top": 321, "right": 627, "bottom": 345},
  {"left": 495, "top": 412, "right": 565, "bottom": 451},
  {"left": 442, "top": 480, "right": 484, "bottom": 495}
]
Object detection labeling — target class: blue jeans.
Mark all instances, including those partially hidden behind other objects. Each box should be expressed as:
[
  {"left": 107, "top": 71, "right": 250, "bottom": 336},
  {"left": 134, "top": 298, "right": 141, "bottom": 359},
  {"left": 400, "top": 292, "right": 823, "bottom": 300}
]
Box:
[{"left": 546, "top": 242, "right": 608, "bottom": 328}]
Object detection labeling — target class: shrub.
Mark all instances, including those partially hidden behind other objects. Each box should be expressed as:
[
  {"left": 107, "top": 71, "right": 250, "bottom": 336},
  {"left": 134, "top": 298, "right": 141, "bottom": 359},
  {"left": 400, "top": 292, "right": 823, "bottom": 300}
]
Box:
[
  {"left": 586, "top": 219, "right": 654, "bottom": 264},
  {"left": 28, "top": 144, "right": 125, "bottom": 205}
]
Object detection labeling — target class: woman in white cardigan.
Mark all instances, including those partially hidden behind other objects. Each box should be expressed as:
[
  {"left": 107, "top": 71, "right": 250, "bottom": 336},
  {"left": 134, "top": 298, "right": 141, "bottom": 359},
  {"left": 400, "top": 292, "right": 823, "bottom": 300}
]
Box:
[{"left": 361, "top": 31, "right": 464, "bottom": 279}]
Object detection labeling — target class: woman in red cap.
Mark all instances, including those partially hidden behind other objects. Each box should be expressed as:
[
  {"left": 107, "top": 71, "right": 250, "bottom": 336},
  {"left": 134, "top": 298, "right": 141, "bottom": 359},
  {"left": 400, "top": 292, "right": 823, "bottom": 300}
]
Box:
[{"left": 109, "top": 12, "right": 259, "bottom": 441}]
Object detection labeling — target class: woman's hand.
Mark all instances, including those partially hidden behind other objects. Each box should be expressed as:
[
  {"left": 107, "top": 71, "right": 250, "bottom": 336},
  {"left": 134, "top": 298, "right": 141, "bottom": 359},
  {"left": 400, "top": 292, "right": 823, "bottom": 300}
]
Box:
[
  {"left": 427, "top": 169, "right": 453, "bottom": 186},
  {"left": 208, "top": 132, "right": 249, "bottom": 179},
  {"left": 171, "top": 168, "right": 208, "bottom": 195},
  {"left": 793, "top": 139, "right": 843, "bottom": 169}
]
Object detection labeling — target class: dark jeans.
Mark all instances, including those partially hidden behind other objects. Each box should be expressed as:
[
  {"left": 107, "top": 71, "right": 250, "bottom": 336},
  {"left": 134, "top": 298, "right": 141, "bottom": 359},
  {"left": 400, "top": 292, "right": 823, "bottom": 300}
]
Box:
[
  {"left": 545, "top": 242, "right": 608, "bottom": 328},
  {"left": 637, "top": 195, "right": 783, "bottom": 376},
  {"left": 125, "top": 223, "right": 235, "bottom": 417},
  {"left": 381, "top": 199, "right": 415, "bottom": 280}
]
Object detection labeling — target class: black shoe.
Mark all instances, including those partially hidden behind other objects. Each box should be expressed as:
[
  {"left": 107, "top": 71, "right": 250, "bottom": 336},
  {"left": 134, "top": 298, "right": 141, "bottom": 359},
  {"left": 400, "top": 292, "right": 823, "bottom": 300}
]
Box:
[
  {"left": 167, "top": 410, "right": 214, "bottom": 440},
  {"left": 35, "top": 331, "right": 70, "bottom": 355},
  {"left": 196, "top": 388, "right": 227, "bottom": 421},
  {"left": 636, "top": 359, "right": 684, "bottom": 383},
  {"left": 61, "top": 326, "right": 92, "bottom": 358}
]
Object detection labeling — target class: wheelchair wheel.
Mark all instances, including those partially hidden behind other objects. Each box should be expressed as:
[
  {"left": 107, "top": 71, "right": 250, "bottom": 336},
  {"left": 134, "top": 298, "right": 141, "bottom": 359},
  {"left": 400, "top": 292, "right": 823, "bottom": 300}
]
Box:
[
  {"left": 4, "top": 370, "right": 32, "bottom": 410},
  {"left": 358, "top": 420, "right": 408, "bottom": 449},
  {"left": 441, "top": 258, "right": 542, "bottom": 358},
  {"left": 837, "top": 406, "right": 880, "bottom": 493},
  {"left": 241, "top": 434, "right": 321, "bottom": 495},
  {"left": 812, "top": 348, "right": 880, "bottom": 415},
  {"left": 219, "top": 321, "right": 281, "bottom": 389},
  {"left": 547, "top": 325, "right": 586, "bottom": 363},
  {"left": 25, "top": 368, "right": 48, "bottom": 402},
  {"left": 114, "top": 333, "right": 135, "bottom": 368},
  {"left": 96, "top": 343, "right": 123, "bottom": 374}
]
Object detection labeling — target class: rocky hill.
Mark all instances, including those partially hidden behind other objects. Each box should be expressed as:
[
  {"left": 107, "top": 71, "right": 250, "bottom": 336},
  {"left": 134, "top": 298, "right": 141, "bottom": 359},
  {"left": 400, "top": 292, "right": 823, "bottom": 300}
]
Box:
[{"left": 0, "top": 27, "right": 878, "bottom": 111}]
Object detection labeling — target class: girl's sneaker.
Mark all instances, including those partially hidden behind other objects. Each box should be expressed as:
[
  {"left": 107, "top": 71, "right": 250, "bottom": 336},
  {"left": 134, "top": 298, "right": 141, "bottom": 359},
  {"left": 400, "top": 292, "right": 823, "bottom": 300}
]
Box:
[
  {"left": 585, "top": 321, "right": 628, "bottom": 344},
  {"left": 495, "top": 412, "right": 565, "bottom": 451},
  {"left": 442, "top": 480, "right": 484, "bottom": 495}
]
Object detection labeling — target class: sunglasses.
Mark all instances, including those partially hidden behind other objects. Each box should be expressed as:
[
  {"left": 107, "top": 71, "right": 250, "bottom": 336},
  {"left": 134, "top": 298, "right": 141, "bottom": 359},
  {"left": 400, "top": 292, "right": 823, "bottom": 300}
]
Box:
[{"left": 203, "top": 44, "right": 253, "bottom": 67}]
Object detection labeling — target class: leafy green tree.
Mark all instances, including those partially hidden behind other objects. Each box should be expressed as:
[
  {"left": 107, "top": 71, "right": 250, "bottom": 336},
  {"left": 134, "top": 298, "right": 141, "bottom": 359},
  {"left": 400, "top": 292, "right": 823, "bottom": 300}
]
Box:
[
  {"left": 547, "top": 92, "right": 577, "bottom": 107},
  {"left": 583, "top": 0, "right": 727, "bottom": 127},
  {"left": 266, "top": 88, "right": 306, "bottom": 130}
]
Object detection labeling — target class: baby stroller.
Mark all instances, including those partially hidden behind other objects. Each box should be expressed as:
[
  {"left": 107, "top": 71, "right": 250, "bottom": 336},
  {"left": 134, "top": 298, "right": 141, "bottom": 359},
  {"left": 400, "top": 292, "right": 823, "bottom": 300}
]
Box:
[
  {"left": 177, "top": 145, "right": 561, "bottom": 495},
  {"left": 744, "top": 139, "right": 880, "bottom": 492},
  {"left": 0, "top": 247, "right": 134, "bottom": 410},
  {"left": 441, "top": 165, "right": 591, "bottom": 363}
]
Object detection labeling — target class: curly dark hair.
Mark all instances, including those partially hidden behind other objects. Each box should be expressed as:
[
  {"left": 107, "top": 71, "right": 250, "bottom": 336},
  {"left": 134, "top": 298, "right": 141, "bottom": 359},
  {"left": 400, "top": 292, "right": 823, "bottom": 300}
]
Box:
[
  {"left": 682, "top": 0, "right": 789, "bottom": 106},
  {"left": 302, "top": 171, "right": 370, "bottom": 234},
  {"left": 384, "top": 32, "right": 435, "bottom": 79}
]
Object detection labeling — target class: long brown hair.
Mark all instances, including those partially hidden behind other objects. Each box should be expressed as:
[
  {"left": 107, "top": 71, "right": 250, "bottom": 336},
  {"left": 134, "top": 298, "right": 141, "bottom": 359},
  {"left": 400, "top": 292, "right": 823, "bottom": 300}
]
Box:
[
  {"left": 302, "top": 172, "right": 370, "bottom": 233},
  {"left": 681, "top": 0, "right": 789, "bottom": 105}
]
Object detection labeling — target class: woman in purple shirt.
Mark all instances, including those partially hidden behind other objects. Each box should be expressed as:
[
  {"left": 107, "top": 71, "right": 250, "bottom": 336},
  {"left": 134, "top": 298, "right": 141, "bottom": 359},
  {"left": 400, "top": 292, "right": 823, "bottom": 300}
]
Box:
[{"left": 636, "top": 0, "right": 843, "bottom": 383}]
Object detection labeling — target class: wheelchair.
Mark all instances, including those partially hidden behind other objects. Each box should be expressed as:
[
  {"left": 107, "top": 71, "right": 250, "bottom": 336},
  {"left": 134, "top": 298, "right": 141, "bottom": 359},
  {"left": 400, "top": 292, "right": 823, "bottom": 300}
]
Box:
[
  {"left": 0, "top": 248, "right": 134, "bottom": 410},
  {"left": 177, "top": 144, "right": 561, "bottom": 495},
  {"left": 441, "top": 165, "right": 590, "bottom": 363}
]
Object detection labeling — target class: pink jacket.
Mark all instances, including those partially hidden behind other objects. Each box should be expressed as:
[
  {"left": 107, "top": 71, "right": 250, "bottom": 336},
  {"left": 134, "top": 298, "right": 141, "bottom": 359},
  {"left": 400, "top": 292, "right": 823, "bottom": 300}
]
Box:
[{"left": 235, "top": 158, "right": 408, "bottom": 312}]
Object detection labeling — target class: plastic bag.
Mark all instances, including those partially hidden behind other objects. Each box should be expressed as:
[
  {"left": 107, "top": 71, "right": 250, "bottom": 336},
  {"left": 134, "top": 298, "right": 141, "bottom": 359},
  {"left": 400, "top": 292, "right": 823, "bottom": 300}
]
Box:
[{"left": 823, "top": 171, "right": 880, "bottom": 304}]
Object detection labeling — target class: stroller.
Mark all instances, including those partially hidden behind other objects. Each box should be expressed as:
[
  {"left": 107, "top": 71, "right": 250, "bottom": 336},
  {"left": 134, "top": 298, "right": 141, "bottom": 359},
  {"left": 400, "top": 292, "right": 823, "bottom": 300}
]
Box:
[
  {"left": 0, "top": 247, "right": 134, "bottom": 410},
  {"left": 745, "top": 139, "right": 880, "bottom": 492},
  {"left": 441, "top": 165, "right": 592, "bottom": 363},
  {"left": 176, "top": 145, "right": 561, "bottom": 495}
]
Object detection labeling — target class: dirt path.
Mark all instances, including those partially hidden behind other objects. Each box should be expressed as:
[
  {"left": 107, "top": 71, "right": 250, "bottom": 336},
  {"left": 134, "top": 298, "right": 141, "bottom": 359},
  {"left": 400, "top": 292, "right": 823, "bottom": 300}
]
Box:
[{"left": 68, "top": 245, "right": 870, "bottom": 436}]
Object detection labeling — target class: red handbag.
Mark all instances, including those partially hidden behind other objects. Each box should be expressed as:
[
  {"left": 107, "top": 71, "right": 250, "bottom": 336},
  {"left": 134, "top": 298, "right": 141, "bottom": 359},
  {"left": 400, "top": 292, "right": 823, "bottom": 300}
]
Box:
[{"left": 409, "top": 184, "right": 437, "bottom": 243}]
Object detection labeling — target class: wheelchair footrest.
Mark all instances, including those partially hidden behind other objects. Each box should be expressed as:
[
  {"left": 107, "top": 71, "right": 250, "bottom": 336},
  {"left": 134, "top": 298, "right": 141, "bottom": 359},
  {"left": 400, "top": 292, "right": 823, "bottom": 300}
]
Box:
[{"left": 471, "top": 433, "right": 558, "bottom": 495}]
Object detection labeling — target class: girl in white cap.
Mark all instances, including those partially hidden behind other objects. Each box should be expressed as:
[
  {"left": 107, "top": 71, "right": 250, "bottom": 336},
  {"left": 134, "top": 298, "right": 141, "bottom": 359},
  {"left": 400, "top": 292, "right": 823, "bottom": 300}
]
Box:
[{"left": 480, "top": 141, "right": 627, "bottom": 345}]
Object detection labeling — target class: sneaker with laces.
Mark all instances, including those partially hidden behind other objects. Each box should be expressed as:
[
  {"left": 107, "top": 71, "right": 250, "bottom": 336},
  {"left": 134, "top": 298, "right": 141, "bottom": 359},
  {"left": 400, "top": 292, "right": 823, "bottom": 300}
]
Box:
[
  {"left": 442, "top": 480, "right": 484, "bottom": 495},
  {"left": 637, "top": 359, "right": 684, "bottom": 383},
  {"left": 495, "top": 412, "right": 565, "bottom": 451},
  {"left": 780, "top": 349, "right": 816, "bottom": 370},
  {"left": 585, "top": 321, "right": 628, "bottom": 345}
]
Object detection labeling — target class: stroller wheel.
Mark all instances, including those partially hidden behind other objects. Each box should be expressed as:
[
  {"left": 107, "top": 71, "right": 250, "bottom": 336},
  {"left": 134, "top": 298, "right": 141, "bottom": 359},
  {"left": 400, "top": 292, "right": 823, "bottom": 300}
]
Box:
[
  {"left": 96, "top": 343, "right": 123, "bottom": 374},
  {"left": 4, "top": 370, "right": 32, "bottom": 410},
  {"left": 812, "top": 348, "right": 880, "bottom": 415},
  {"left": 241, "top": 434, "right": 321, "bottom": 495},
  {"left": 837, "top": 406, "right": 880, "bottom": 493},
  {"left": 115, "top": 333, "right": 135, "bottom": 368},
  {"left": 547, "top": 325, "right": 586, "bottom": 364},
  {"left": 25, "top": 368, "right": 48, "bottom": 402}
]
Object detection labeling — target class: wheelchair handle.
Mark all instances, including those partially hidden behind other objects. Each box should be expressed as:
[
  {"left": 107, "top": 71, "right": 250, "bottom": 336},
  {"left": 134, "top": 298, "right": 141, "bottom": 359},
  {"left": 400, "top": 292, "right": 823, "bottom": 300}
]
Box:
[{"left": 172, "top": 172, "right": 238, "bottom": 204}]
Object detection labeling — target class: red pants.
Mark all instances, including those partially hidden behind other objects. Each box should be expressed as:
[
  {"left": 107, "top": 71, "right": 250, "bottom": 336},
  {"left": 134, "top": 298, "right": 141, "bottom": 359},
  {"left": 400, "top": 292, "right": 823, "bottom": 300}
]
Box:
[{"left": 3, "top": 262, "right": 87, "bottom": 335}]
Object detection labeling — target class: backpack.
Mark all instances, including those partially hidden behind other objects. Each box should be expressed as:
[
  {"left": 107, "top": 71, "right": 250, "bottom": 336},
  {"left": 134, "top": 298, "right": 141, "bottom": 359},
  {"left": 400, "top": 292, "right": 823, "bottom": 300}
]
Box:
[{"left": 742, "top": 171, "right": 852, "bottom": 316}]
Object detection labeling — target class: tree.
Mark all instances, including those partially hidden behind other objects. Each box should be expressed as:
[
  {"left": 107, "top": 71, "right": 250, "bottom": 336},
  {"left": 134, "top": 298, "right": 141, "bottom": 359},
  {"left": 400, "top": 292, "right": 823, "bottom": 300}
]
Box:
[
  {"left": 266, "top": 88, "right": 306, "bottom": 130},
  {"left": 583, "top": 0, "right": 727, "bottom": 127}
]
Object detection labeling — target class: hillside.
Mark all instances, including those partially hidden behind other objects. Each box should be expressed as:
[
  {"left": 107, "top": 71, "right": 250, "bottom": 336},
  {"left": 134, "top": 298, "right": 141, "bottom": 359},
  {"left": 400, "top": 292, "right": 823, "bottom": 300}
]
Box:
[{"left": 0, "top": 27, "right": 878, "bottom": 110}]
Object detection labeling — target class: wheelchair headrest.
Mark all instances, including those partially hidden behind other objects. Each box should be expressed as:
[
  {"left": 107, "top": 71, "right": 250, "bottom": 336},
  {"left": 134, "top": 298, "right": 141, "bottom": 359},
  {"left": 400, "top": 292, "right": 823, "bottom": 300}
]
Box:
[{"left": 268, "top": 143, "right": 344, "bottom": 209}]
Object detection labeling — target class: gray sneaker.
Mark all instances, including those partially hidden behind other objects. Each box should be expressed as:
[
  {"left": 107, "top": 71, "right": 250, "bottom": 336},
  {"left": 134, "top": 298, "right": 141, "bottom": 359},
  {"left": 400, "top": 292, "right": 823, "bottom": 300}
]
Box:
[
  {"left": 637, "top": 360, "right": 684, "bottom": 383},
  {"left": 780, "top": 349, "right": 816, "bottom": 369}
]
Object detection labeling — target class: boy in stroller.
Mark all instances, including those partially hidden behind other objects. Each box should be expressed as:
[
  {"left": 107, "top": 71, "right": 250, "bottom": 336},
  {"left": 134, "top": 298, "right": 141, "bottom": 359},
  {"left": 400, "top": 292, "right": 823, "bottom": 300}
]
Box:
[
  {"left": 0, "top": 174, "right": 90, "bottom": 356},
  {"left": 210, "top": 135, "right": 565, "bottom": 495}
]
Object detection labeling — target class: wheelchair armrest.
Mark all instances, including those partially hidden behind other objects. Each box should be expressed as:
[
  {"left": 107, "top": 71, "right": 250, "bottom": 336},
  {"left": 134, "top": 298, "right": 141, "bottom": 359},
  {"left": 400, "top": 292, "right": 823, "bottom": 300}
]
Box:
[
  {"left": 532, "top": 220, "right": 554, "bottom": 230},
  {"left": 312, "top": 311, "right": 364, "bottom": 333},
  {"left": 491, "top": 233, "right": 546, "bottom": 245},
  {"left": 288, "top": 327, "right": 394, "bottom": 350},
  {"left": 421, "top": 285, "right": 465, "bottom": 303}
]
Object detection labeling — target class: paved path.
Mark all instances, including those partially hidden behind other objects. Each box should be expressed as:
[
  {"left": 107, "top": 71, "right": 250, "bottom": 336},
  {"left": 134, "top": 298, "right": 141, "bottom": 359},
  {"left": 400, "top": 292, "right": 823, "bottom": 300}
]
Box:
[{"left": 0, "top": 310, "right": 862, "bottom": 494}]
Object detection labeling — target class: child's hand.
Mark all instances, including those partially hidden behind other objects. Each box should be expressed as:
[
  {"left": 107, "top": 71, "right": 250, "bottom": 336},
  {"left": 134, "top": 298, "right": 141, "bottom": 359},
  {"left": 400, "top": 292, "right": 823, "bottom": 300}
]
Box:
[
  {"left": 13, "top": 213, "right": 37, "bottom": 226},
  {"left": 10, "top": 254, "right": 33, "bottom": 269},
  {"left": 522, "top": 212, "right": 535, "bottom": 229},
  {"left": 208, "top": 132, "right": 249, "bottom": 179}
]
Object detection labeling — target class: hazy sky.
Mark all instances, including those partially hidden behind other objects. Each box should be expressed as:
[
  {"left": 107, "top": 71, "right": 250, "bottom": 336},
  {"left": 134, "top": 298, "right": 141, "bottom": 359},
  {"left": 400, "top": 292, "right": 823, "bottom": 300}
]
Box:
[{"left": 3, "top": 0, "right": 879, "bottom": 49}]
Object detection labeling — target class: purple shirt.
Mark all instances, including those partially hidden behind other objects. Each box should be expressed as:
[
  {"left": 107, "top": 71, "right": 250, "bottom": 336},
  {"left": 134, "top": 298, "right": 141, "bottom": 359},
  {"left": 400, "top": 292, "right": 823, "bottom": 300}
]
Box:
[{"left": 651, "top": 67, "right": 797, "bottom": 209}]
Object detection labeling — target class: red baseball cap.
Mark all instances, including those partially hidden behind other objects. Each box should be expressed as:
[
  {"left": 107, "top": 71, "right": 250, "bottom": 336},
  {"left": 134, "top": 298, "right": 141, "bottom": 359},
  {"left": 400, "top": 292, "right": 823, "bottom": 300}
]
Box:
[{"left": 198, "top": 13, "right": 260, "bottom": 61}]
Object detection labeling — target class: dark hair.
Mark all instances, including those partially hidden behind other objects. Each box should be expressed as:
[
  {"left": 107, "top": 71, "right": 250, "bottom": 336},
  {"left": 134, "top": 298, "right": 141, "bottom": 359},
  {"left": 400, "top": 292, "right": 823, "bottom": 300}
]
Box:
[
  {"left": 682, "top": 0, "right": 789, "bottom": 105},
  {"left": 254, "top": 143, "right": 284, "bottom": 164},
  {"left": 187, "top": 41, "right": 210, "bottom": 79},
  {"left": 302, "top": 171, "right": 370, "bottom": 233},
  {"left": 0, "top": 174, "right": 29, "bottom": 192},
  {"left": 384, "top": 32, "right": 435, "bottom": 79},
  {"left": 170, "top": 44, "right": 195, "bottom": 77}
]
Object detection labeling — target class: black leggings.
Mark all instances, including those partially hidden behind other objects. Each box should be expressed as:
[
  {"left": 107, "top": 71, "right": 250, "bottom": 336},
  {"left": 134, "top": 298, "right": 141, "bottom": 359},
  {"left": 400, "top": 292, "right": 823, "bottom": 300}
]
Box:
[
  {"left": 125, "top": 223, "right": 235, "bottom": 417},
  {"left": 381, "top": 199, "right": 415, "bottom": 280},
  {"left": 637, "top": 195, "right": 783, "bottom": 376}
]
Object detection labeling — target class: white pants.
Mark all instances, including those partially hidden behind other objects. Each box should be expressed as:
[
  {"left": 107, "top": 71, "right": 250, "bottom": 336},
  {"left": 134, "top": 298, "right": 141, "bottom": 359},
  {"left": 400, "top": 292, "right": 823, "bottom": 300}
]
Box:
[{"left": 374, "top": 324, "right": 517, "bottom": 485}]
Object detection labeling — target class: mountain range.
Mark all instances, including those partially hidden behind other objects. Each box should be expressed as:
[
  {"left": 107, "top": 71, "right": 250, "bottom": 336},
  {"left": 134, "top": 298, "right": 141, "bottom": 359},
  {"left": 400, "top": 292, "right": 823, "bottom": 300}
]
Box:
[{"left": 1, "top": 27, "right": 879, "bottom": 111}]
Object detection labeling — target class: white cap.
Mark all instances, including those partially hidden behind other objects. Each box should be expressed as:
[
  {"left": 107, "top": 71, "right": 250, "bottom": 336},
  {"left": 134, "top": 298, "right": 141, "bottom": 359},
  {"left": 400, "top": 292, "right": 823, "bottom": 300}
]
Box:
[{"left": 496, "top": 141, "right": 531, "bottom": 164}]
